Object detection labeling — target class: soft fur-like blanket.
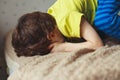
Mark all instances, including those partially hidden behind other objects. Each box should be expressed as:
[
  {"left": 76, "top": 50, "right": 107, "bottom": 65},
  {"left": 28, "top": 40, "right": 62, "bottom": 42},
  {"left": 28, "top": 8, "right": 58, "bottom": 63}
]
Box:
[{"left": 5, "top": 30, "right": 120, "bottom": 80}]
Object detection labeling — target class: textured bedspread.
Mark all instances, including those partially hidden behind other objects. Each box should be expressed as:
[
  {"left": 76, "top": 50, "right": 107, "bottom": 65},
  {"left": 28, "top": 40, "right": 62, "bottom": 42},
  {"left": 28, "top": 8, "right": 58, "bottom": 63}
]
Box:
[{"left": 8, "top": 45, "right": 120, "bottom": 80}]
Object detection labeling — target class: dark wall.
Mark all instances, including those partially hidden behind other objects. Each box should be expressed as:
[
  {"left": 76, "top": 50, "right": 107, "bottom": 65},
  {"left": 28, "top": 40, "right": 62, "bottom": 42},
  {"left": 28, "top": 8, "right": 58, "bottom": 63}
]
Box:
[{"left": 0, "top": 36, "right": 8, "bottom": 80}]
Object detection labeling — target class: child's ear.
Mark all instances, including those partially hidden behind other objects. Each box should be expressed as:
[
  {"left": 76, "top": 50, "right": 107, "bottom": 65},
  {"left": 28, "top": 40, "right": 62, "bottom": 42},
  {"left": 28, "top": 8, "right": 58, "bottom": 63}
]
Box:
[{"left": 47, "top": 32, "right": 56, "bottom": 41}]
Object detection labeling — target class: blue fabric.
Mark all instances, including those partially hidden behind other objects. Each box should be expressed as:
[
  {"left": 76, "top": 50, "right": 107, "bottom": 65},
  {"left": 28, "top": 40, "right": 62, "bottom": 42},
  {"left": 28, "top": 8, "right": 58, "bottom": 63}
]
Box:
[{"left": 94, "top": 0, "right": 120, "bottom": 39}]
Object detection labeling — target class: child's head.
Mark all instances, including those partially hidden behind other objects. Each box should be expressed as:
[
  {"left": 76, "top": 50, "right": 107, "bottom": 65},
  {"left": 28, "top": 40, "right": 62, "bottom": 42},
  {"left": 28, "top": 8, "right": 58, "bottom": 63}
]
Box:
[{"left": 12, "top": 11, "right": 64, "bottom": 57}]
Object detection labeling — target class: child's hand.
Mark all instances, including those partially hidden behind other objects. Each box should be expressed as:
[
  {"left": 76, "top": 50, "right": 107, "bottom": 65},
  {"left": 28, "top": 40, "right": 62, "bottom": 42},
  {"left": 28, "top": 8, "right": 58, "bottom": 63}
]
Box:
[
  {"left": 50, "top": 42, "right": 79, "bottom": 53},
  {"left": 49, "top": 42, "right": 67, "bottom": 53}
]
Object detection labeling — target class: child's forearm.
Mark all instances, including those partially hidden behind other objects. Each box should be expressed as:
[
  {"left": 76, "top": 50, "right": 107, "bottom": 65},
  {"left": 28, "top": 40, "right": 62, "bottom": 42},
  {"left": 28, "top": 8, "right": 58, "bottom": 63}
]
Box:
[
  {"left": 51, "top": 41, "right": 103, "bottom": 52},
  {"left": 60, "top": 42, "right": 103, "bottom": 52},
  {"left": 65, "top": 42, "right": 103, "bottom": 51}
]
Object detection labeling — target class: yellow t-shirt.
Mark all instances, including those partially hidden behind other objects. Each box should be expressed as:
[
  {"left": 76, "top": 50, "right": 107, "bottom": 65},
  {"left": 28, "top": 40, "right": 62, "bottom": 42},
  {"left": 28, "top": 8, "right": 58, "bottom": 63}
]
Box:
[{"left": 47, "top": 0, "right": 98, "bottom": 38}]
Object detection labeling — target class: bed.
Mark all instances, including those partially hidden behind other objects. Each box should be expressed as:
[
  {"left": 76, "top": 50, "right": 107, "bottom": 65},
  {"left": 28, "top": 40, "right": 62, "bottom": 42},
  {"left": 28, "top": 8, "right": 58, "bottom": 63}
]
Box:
[{"left": 4, "top": 30, "right": 120, "bottom": 80}]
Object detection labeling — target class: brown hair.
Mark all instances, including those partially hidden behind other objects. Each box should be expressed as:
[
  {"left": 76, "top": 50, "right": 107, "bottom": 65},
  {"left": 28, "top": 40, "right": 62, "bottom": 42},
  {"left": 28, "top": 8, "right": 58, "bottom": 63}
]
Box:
[{"left": 12, "top": 12, "right": 57, "bottom": 57}]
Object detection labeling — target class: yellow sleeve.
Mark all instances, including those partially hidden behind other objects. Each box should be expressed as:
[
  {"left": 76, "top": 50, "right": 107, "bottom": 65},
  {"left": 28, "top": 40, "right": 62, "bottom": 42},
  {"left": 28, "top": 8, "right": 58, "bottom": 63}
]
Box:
[
  {"left": 64, "top": 11, "right": 84, "bottom": 38},
  {"left": 47, "top": 0, "right": 84, "bottom": 38}
]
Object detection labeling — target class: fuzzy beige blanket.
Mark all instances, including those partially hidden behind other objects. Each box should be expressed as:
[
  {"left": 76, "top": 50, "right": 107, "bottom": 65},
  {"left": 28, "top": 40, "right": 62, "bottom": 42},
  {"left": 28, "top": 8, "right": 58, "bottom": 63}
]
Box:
[{"left": 5, "top": 30, "right": 120, "bottom": 80}]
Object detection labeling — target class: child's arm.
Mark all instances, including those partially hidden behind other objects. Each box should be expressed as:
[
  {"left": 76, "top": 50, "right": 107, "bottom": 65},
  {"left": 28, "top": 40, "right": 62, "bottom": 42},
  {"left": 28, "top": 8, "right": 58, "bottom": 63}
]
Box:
[{"left": 51, "top": 17, "right": 103, "bottom": 52}]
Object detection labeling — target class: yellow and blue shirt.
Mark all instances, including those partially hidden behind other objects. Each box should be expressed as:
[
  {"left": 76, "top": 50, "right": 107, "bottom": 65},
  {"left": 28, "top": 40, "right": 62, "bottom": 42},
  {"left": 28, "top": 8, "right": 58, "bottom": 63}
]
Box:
[{"left": 47, "top": 0, "right": 98, "bottom": 38}]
